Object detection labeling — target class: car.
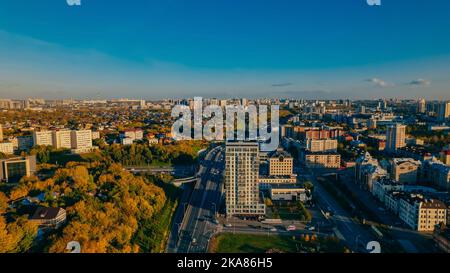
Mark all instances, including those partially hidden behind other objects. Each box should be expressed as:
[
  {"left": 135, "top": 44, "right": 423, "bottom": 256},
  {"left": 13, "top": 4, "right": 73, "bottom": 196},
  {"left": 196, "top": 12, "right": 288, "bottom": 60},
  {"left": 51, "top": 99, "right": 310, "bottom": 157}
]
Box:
[
  {"left": 192, "top": 238, "right": 197, "bottom": 245},
  {"left": 270, "top": 228, "right": 277, "bottom": 232},
  {"left": 287, "top": 225, "right": 296, "bottom": 231},
  {"left": 306, "top": 226, "right": 315, "bottom": 231},
  {"left": 225, "top": 223, "right": 232, "bottom": 228},
  {"left": 213, "top": 219, "right": 219, "bottom": 224}
]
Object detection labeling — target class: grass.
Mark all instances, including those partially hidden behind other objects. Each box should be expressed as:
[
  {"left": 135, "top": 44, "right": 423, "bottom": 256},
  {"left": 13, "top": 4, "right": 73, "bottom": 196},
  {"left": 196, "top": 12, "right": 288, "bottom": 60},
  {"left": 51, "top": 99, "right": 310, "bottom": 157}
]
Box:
[
  {"left": 210, "top": 234, "right": 347, "bottom": 253},
  {"left": 211, "top": 234, "right": 298, "bottom": 253}
]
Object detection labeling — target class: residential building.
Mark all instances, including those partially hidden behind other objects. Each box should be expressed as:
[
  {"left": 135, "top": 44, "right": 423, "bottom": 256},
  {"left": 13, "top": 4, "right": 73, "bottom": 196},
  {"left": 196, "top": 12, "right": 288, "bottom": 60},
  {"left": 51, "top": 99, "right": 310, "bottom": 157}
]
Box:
[
  {"left": 225, "top": 141, "right": 265, "bottom": 217},
  {"left": 0, "top": 142, "right": 14, "bottom": 155},
  {"left": 303, "top": 152, "right": 341, "bottom": 169},
  {"left": 29, "top": 207, "right": 67, "bottom": 229},
  {"left": 417, "top": 98, "right": 426, "bottom": 114},
  {"left": 437, "top": 101, "right": 450, "bottom": 122},
  {"left": 372, "top": 178, "right": 403, "bottom": 202},
  {"left": 390, "top": 158, "right": 421, "bottom": 184},
  {"left": 33, "top": 130, "right": 53, "bottom": 146},
  {"left": 52, "top": 130, "right": 72, "bottom": 149},
  {"left": 0, "top": 124, "right": 3, "bottom": 140},
  {"left": 71, "top": 130, "right": 93, "bottom": 153},
  {"left": 398, "top": 194, "right": 447, "bottom": 232},
  {"left": 386, "top": 123, "right": 406, "bottom": 151},
  {"left": 305, "top": 138, "right": 338, "bottom": 152},
  {"left": 422, "top": 159, "right": 450, "bottom": 191},
  {"left": 0, "top": 156, "right": 36, "bottom": 183},
  {"left": 355, "top": 152, "right": 387, "bottom": 190},
  {"left": 269, "top": 149, "right": 293, "bottom": 176}
]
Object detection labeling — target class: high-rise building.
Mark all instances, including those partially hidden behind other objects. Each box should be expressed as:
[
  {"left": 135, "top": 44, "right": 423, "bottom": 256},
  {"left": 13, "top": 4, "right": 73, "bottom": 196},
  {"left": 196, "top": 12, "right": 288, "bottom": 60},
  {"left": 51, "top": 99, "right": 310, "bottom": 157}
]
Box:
[
  {"left": 437, "top": 101, "right": 450, "bottom": 122},
  {"left": 225, "top": 142, "right": 265, "bottom": 217},
  {"left": 33, "top": 130, "right": 53, "bottom": 146},
  {"left": 386, "top": 123, "right": 406, "bottom": 151},
  {"left": 71, "top": 130, "right": 93, "bottom": 153},
  {"left": 417, "top": 98, "right": 426, "bottom": 113},
  {"left": 0, "top": 155, "right": 36, "bottom": 183},
  {"left": 52, "top": 130, "right": 72, "bottom": 149}
]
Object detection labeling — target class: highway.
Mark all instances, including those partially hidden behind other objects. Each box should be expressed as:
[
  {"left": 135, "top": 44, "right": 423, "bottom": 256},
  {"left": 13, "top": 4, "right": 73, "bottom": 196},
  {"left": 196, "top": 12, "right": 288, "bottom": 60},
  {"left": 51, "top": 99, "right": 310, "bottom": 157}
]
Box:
[{"left": 169, "top": 146, "right": 225, "bottom": 253}]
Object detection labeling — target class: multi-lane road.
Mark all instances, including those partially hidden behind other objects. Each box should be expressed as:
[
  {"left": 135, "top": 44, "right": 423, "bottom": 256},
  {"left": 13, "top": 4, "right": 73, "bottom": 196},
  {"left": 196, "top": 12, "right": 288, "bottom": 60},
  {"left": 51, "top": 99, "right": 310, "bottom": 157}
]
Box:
[{"left": 168, "top": 146, "right": 225, "bottom": 253}]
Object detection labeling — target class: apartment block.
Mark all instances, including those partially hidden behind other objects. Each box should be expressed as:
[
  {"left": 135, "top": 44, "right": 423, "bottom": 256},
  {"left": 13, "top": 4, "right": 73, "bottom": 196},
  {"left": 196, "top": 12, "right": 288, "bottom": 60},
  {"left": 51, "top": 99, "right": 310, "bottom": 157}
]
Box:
[
  {"left": 52, "top": 130, "right": 72, "bottom": 149},
  {"left": 304, "top": 152, "right": 341, "bottom": 169},
  {"left": 390, "top": 158, "right": 421, "bottom": 184},
  {"left": 0, "top": 142, "right": 14, "bottom": 155},
  {"left": 71, "top": 130, "right": 93, "bottom": 153},
  {"left": 305, "top": 138, "right": 338, "bottom": 152},
  {"left": 225, "top": 142, "right": 265, "bottom": 217},
  {"left": 386, "top": 123, "right": 406, "bottom": 151},
  {"left": 33, "top": 130, "right": 53, "bottom": 146}
]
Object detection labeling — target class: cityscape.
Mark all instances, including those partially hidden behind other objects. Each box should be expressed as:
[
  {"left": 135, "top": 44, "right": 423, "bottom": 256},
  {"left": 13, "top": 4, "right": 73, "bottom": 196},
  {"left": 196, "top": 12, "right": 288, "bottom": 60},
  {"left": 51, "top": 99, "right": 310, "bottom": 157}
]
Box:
[
  {"left": 0, "top": 1, "right": 450, "bottom": 269},
  {"left": 0, "top": 97, "right": 449, "bottom": 254}
]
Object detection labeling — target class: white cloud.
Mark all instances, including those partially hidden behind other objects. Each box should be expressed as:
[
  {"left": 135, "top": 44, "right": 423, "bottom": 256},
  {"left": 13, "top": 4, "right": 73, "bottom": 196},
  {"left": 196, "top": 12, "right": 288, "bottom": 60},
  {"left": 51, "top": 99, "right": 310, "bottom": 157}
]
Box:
[{"left": 366, "top": 78, "right": 394, "bottom": 88}]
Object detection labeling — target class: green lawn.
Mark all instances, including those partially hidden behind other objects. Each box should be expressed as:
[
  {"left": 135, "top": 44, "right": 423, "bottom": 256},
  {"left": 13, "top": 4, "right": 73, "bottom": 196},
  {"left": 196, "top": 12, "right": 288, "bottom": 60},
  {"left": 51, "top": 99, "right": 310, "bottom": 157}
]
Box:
[
  {"left": 212, "top": 234, "right": 298, "bottom": 253},
  {"left": 211, "top": 234, "right": 347, "bottom": 253}
]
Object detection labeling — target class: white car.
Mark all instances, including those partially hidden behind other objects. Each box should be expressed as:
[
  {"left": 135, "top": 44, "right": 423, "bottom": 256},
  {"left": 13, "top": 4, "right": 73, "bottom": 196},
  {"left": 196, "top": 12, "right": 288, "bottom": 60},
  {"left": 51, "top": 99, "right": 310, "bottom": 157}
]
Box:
[
  {"left": 225, "top": 223, "right": 232, "bottom": 228},
  {"left": 270, "top": 228, "right": 277, "bottom": 232}
]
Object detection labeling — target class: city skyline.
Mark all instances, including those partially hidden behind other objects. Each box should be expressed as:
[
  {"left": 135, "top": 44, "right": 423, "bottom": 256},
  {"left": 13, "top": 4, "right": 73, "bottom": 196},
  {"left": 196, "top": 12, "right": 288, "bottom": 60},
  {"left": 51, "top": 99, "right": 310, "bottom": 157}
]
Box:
[{"left": 1, "top": 0, "right": 450, "bottom": 100}]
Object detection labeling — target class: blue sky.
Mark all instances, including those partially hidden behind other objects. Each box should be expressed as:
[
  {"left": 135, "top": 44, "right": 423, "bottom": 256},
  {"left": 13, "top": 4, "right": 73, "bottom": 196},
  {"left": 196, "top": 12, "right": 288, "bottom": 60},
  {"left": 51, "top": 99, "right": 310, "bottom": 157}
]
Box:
[{"left": 0, "top": 0, "right": 450, "bottom": 99}]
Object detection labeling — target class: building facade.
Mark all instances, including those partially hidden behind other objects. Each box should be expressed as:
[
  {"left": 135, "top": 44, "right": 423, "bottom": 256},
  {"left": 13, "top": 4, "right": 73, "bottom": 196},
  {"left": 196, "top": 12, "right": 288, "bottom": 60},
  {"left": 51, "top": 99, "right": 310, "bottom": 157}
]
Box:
[{"left": 225, "top": 142, "right": 265, "bottom": 217}]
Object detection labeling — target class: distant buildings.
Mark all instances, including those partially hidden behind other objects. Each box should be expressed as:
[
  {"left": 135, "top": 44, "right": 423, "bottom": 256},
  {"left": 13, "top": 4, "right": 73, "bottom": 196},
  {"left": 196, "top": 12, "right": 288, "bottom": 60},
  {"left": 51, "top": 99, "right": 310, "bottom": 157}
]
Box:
[
  {"left": 225, "top": 142, "right": 265, "bottom": 217},
  {"left": 0, "top": 124, "right": 3, "bottom": 140},
  {"left": 417, "top": 98, "right": 426, "bottom": 114},
  {"left": 437, "top": 101, "right": 450, "bottom": 122},
  {"left": 0, "top": 156, "right": 36, "bottom": 183},
  {"left": 386, "top": 123, "right": 406, "bottom": 151},
  {"left": 32, "top": 129, "right": 94, "bottom": 154}
]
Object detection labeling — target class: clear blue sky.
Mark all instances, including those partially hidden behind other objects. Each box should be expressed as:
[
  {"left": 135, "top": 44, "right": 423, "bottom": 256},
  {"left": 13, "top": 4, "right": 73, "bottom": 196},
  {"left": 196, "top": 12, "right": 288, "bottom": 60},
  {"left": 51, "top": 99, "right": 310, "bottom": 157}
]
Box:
[{"left": 0, "top": 0, "right": 450, "bottom": 99}]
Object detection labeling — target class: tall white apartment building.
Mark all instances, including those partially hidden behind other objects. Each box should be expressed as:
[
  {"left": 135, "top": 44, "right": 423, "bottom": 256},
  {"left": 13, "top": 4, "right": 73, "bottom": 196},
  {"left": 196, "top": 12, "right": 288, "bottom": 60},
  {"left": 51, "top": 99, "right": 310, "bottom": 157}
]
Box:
[
  {"left": 225, "top": 142, "right": 265, "bottom": 217},
  {"left": 52, "top": 130, "right": 72, "bottom": 149},
  {"left": 33, "top": 130, "right": 53, "bottom": 146},
  {"left": 386, "top": 123, "right": 406, "bottom": 151},
  {"left": 71, "top": 130, "right": 93, "bottom": 153}
]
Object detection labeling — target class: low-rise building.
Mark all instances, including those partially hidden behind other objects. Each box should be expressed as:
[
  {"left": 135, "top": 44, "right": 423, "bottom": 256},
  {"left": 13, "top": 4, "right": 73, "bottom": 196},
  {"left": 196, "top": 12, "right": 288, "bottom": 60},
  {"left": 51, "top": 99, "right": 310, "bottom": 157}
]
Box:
[
  {"left": 398, "top": 194, "right": 447, "bottom": 232},
  {"left": 269, "top": 184, "right": 309, "bottom": 202},
  {"left": 372, "top": 178, "right": 403, "bottom": 202},
  {"left": 303, "top": 152, "right": 341, "bottom": 169},
  {"left": 29, "top": 207, "right": 67, "bottom": 229}
]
